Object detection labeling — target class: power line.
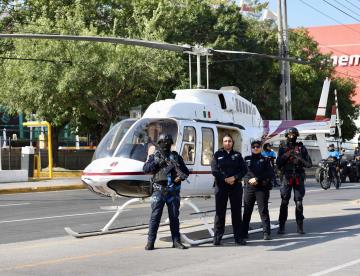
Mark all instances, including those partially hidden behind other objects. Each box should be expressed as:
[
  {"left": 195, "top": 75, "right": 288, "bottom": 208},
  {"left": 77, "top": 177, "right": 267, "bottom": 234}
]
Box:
[
  {"left": 343, "top": 0, "right": 360, "bottom": 12},
  {"left": 333, "top": 0, "right": 360, "bottom": 18},
  {"left": 298, "top": 0, "right": 360, "bottom": 36},
  {"left": 322, "top": 0, "right": 360, "bottom": 22},
  {"left": 297, "top": 0, "right": 360, "bottom": 76},
  {"left": 335, "top": 70, "right": 360, "bottom": 80}
]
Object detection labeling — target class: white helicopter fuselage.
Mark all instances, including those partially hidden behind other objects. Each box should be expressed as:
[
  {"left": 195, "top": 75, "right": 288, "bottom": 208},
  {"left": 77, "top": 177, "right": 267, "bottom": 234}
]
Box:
[{"left": 82, "top": 87, "right": 332, "bottom": 198}]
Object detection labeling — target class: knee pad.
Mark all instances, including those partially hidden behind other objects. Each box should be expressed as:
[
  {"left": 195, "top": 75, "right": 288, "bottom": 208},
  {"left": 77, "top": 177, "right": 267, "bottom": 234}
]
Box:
[
  {"left": 295, "top": 201, "right": 303, "bottom": 210},
  {"left": 281, "top": 199, "right": 289, "bottom": 206}
]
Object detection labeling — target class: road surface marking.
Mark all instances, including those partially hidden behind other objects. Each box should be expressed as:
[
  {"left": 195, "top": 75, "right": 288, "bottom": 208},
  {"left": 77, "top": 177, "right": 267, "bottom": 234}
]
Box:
[
  {"left": 309, "top": 258, "right": 360, "bottom": 276},
  {"left": 0, "top": 203, "right": 30, "bottom": 207},
  {"left": 0, "top": 210, "right": 116, "bottom": 224}
]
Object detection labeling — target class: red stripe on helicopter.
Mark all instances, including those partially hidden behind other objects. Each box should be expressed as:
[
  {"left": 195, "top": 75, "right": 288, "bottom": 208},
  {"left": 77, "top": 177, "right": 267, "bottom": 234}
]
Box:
[
  {"left": 83, "top": 172, "right": 147, "bottom": 176},
  {"left": 82, "top": 171, "right": 212, "bottom": 176}
]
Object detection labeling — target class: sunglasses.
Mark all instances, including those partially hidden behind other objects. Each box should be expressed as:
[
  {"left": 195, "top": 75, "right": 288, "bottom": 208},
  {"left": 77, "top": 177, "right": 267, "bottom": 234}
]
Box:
[{"left": 252, "top": 145, "right": 261, "bottom": 149}]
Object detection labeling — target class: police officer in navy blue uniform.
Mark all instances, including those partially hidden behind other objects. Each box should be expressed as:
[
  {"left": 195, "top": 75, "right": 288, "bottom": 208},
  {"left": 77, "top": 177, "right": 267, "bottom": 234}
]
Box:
[
  {"left": 211, "top": 134, "right": 247, "bottom": 246},
  {"left": 242, "top": 140, "right": 275, "bottom": 240},
  {"left": 143, "top": 134, "right": 189, "bottom": 250},
  {"left": 276, "top": 127, "right": 312, "bottom": 235}
]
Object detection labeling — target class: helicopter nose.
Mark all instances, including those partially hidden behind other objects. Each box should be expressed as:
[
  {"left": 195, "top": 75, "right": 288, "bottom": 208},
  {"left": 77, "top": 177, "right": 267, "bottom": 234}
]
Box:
[{"left": 82, "top": 157, "right": 152, "bottom": 198}]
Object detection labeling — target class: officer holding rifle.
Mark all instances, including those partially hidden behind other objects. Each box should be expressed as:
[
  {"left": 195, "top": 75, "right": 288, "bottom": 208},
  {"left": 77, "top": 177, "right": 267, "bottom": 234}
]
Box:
[
  {"left": 276, "top": 127, "right": 312, "bottom": 235},
  {"left": 143, "top": 134, "right": 189, "bottom": 250}
]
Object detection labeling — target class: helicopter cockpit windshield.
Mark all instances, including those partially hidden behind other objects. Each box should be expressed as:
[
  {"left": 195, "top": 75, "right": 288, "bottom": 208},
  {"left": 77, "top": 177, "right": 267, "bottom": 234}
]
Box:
[
  {"left": 92, "top": 119, "right": 137, "bottom": 161},
  {"left": 114, "top": 119, "right": 178, "bottom": 162}
]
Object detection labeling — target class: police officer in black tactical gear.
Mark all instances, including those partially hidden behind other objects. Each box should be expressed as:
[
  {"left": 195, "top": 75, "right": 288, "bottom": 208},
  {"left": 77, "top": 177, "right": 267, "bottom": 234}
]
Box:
[
  {"left": 276, "top": 127, "right": 312, "bottom": 235},
  {"left": 143, "top": 134, "right": 189, "bottom": 250},
  {"left": 354, "top": 140, "right": 360, "bottom": 178},
  {"left": 211, "top": 134, "right": 247, "bottom": 246},
  {"left": 243, "top": 140, "right": 275, "bottom": 240}
]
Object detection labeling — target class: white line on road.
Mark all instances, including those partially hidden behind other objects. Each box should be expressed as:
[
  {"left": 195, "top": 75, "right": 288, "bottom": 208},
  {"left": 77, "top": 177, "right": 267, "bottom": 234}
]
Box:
[
  {"left": 309, "top": 258, "right": 360, "bottom": 276},
  {"left": 0, "top": 210, "right": 116, "bottom": 224},
  {"left": 0, "top": 203, "right": 30, "bottom": 207},
  {"left": 268, "top": 241, "right": 298, "bottom": 250}
]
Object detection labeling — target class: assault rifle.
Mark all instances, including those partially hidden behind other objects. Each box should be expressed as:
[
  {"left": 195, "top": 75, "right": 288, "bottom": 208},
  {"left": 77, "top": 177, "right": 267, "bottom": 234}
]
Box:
[
  {"left": 150, "top": 140, "right": 189, "bottom": 183},
  {"left": 284, "top": 149, "right": 312, "bottom": 168}
]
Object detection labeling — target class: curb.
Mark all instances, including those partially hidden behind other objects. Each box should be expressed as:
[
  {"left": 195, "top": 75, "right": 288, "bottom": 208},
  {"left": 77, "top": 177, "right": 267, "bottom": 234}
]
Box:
[{"left": 0, "top": 184, "right": 86, "bottom": 195}]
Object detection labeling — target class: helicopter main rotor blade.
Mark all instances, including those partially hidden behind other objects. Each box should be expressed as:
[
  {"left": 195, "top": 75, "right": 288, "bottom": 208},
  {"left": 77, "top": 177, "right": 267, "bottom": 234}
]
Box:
[
  {"left": 0, "top": 33, "right": 192, "bottom": 53},
  {"left": 213, "top": 49, "right": 308, "bottom": 64}
]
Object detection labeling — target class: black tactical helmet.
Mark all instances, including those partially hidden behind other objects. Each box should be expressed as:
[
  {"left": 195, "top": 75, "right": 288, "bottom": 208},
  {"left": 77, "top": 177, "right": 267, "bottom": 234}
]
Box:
[
  {"left": 157, "top": 134, "right": 173, "bottom": 145},
  {"left": 285, "top": 127, "right": 299, "bottom": 138}
]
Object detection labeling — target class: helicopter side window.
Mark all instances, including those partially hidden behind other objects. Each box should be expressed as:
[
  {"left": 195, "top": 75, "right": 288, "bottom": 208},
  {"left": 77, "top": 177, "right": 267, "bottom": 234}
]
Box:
[
  {"left": 218, "top": 94, "right": 227, "bottom": 109},
  {"left": 181, "top": 126, "right": 196, "bottom": 165},
  {"left": 201, "top": 128, "right": 214, "bottom": 166}
]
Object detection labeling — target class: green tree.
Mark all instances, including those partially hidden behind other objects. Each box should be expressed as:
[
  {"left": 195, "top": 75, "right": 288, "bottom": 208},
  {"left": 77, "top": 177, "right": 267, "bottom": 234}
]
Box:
[{"left": 0, "top": 0, "right": 358, "bottom": 143}]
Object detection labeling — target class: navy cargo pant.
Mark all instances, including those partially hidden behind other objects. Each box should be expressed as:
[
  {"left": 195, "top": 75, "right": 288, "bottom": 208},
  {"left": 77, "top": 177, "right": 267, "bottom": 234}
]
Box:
[
  {"left": 279, "top": 174, "right": 305, "bottom": 225},
  {"left": 214, "top": 183, "right": 243, "bottom": 241},
  {"left": 148, "top": 189, "right": 181, "bottom": 243},
  {"left": 242, "top": 185, "right": 271, "bottom": 235}
]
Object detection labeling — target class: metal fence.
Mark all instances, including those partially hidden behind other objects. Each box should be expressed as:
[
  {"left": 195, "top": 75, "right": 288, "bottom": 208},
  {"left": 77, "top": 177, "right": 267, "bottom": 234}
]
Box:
[{"left": 0, "top": 136, "right": 94, "bottom": 170}]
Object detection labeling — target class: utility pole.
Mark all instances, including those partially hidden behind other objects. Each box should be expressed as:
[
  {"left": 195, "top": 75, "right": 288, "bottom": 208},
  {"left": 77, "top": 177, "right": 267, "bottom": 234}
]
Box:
[
  {"left": 277, "top": 0, "right": 292, "bottom": 120},
  {"left": 277, "top": 0, "right": 285, "bottom": 120}
]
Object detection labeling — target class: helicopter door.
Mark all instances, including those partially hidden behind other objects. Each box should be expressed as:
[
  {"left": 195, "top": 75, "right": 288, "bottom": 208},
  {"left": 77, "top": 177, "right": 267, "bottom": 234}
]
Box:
[
  {"left": 179, "top": 125, "right": 197, "bottom": 195},
  {"left": 195, "top": 127, "right": 216, "bottom": 195}
]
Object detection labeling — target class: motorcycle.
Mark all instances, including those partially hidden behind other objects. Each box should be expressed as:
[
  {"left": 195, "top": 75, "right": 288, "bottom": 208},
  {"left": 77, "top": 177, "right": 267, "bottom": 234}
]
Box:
[
  {"left": 339, "top": 159, "right": 358, "bottom": 183},
  {"left": 317, "top": 158, "right": 341, "bottom": 190}
]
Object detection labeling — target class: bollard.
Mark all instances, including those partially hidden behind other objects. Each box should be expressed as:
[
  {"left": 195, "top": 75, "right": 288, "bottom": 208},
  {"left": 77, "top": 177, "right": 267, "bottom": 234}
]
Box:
[{"left": 21, "top": 146, "right": 35, "bottom": 177}]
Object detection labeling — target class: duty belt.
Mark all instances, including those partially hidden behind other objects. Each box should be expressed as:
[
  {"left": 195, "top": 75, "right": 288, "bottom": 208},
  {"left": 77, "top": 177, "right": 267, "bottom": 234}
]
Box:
[{"left": 153, "top": 183, "right": 181, "bottom": 195}]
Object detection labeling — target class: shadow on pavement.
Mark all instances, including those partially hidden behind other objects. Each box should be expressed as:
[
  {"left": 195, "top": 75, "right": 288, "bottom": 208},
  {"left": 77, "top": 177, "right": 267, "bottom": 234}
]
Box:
[{"left": 160, "top": 213, "right": 360, "bottom": 251}]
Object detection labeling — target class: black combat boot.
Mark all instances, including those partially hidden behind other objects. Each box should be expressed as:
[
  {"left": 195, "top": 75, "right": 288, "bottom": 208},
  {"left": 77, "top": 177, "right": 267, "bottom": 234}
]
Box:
[
  {"left": 173, "top": 240, "right": 188, "bottom": 249},
  {"left": 213, "top": 236, "right": 221, "bottom": 246},
  {"left": 263, "top": 233, "right": 271, "bottom": 240},
  {"left": 297, "top": 221, "right": 305, "bottom": 234},
  {"left": 277, "top": 223, "right": 285, "bottom": 235},
  {"left": 145, "top": 241, "right": 155, "bottom": 250},
  {"left": 235, "top": 239, "right": 247, "bottom": 246}
]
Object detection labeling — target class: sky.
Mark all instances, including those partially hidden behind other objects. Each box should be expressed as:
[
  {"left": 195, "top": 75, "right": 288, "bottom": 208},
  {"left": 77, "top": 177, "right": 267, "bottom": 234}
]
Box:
[{"left": 267, "top": 0, "right": 359, "bottom": 28}]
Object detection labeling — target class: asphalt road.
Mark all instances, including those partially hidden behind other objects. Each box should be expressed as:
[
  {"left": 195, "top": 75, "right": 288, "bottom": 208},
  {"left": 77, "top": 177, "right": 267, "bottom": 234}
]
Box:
[
  {"left": 0, "top": 179, "right": 358, "bottom": 244},
  {"left": 0, "top": 180, "right": 359, "bottom": 275}
]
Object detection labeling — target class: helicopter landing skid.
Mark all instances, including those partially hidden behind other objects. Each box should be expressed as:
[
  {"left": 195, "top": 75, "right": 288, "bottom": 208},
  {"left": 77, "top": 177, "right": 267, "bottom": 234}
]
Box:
[{"left": 64, "top": 198, "right": 162, "bottom": 238}]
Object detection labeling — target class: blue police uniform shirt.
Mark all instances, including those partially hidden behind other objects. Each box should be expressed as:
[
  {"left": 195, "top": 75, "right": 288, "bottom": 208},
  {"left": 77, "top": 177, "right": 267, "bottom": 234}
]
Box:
[
  {"left": 328, "top": 150, "right": 340, "bottom": 159},
  {"left": 262, "top": 150, "right": 276, "bottom": 159}
]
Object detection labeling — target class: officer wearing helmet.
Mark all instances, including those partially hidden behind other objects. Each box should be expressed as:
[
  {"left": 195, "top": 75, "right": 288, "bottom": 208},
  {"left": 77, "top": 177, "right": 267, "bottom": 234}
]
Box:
[
  {"left": 276, "top": 127, "right": 312, "bottom": 235},
  {"left": 354, "top": 140, "right": 360, "bottom": 158},
  {"left": 327, "top": 144, "right": 341, "bottom": 185},
  {"left": 242, "top": 140, "right": 275, "bottom": 240},
  {"left": 143, "top": 133, "right": 189, "bottom": 250},
  {"left": 354, "top": 140, "right": 360, "bottom": 178}
]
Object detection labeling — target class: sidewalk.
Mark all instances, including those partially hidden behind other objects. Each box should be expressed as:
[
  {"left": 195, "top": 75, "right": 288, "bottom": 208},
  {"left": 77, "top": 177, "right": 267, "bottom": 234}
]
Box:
[{"left": 0, "top": 177, "right": 85, "bottom": 194}]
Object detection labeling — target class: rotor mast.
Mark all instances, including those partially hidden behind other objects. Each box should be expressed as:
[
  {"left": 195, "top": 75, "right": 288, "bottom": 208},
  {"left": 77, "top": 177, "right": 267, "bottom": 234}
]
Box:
[{"left": 185, "top": 45, "right": 212, "bottom": 89}]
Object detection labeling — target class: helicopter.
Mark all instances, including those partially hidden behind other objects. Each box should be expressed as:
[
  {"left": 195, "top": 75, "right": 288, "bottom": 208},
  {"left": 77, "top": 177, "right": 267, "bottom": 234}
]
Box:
[{"left": 0, "top": 33, "right": 335, "bottom": 244}]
